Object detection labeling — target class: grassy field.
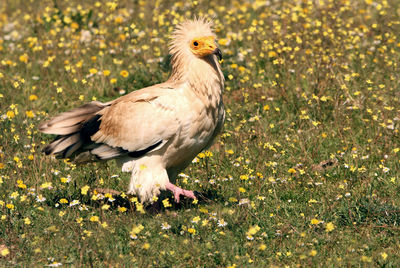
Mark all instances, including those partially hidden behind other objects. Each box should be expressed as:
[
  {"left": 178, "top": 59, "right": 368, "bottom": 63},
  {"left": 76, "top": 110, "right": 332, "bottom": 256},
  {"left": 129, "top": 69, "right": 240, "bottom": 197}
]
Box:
[{"left": 1, "top": 0, "right": 400, "bottom": 266}]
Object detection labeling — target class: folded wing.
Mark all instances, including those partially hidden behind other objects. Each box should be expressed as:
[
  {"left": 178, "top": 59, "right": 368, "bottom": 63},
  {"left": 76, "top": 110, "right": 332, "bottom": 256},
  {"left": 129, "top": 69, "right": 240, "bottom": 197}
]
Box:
[{"left": 40, "top": 87, "right": 180, "bottom": 162}]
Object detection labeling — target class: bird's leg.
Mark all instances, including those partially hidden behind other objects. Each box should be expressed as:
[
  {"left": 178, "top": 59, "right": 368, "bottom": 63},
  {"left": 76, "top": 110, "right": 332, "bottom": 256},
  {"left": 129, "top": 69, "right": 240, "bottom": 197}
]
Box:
[{"left": 165, "top": 182, "right": 196, "bottom": 203}]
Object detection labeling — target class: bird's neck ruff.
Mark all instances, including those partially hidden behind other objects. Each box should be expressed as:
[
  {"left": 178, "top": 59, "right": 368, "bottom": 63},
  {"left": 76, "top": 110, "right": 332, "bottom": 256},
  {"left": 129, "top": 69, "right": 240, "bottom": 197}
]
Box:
[
  {"left": 167, "top": 19, "right": 224, "bottom": 103},
  {"left": 168, "top": 52, "right": 224, "bottom": 104},
  {"left": 169, "top": 52, "right": 223, "bottom": 82}
]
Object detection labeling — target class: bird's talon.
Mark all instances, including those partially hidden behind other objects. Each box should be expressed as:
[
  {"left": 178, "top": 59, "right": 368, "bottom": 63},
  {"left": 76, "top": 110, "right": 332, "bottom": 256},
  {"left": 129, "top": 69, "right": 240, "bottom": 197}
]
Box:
[{"left": 166, "top": 182, "right": 196, "bottom": 203}]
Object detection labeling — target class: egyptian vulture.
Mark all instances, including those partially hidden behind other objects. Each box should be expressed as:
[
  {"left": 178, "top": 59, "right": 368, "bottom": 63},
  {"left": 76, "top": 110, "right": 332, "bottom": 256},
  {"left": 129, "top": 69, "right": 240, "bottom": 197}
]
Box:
[{"left": 39, "top": 18, "right": 225, "bottom": 203}]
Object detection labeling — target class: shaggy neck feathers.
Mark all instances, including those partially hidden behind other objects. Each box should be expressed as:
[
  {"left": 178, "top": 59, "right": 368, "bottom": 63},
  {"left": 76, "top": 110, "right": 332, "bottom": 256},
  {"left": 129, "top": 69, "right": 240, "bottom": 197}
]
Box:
[{"left": 167, "top": 19, "right": 224, "bottom": 105}]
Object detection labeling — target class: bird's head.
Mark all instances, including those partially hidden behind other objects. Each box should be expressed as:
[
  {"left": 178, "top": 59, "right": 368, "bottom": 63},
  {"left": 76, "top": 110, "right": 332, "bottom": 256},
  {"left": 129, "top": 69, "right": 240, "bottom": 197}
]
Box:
[
  {"left": 189, "top": 35, "right": 222, "bottom": 61},
  {"left": 169, "top": 18, "right": 222, "bottom": 62}
]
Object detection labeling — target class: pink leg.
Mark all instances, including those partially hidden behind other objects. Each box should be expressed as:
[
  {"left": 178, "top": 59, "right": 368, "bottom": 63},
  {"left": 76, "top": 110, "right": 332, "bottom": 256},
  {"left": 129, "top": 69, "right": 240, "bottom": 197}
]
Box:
[{"left": 165, "top": 182, "right": 196, "bottom": 203}]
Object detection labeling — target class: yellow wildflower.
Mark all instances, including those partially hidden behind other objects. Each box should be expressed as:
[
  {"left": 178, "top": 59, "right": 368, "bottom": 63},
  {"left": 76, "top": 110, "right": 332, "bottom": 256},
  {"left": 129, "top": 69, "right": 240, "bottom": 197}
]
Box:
[
  {"left": 1, "top": 247, "right": 10, "bottom": 256},
  {"left": 89, "top": 68, "right": 98, "bottom": 74},
  {"left": 311, "top": 218, "right": 320, "bottom": 225},
  {"left": 188, "top": 228, "right": 196, "bottom": 235},
  {"left": 120, "top": 70, "right": 129, "bottom": 78},
  {"left": 90, "top": 216, "right": 99, "bottom": 222},
  {"left": 19, "top": 54, "right": 28, "bottom": 63},
  {"left": 325, "top": 222, "right": 335, "bottom": 232},
  {"left": 25, "top": 110, "right": 35, "bottom": 118},
  {"left": 22, "top": 217, "right": 31, "bottom": 224},
  {"left": 29, "top": 94, "right": 38, "bottom": 101},
  {"left": 81, "top": 185, "right": 90, "bottom": 195}
]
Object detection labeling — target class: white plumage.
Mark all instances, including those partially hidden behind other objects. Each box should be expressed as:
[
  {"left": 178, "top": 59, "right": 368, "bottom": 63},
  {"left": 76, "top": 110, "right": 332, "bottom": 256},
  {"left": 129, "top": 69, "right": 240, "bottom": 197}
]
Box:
[{"left": 39, "top": 18, "right": 224, "bottom": 203}]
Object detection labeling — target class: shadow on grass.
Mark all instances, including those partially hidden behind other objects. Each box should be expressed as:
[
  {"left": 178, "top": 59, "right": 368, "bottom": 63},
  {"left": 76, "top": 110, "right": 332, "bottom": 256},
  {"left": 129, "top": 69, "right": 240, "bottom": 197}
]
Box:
[
  {"left": 45, "top": 187, "right": 224, "bottom": 214},
  {"left": 145, "top": 189, "right": 224, "bottom": 214}
]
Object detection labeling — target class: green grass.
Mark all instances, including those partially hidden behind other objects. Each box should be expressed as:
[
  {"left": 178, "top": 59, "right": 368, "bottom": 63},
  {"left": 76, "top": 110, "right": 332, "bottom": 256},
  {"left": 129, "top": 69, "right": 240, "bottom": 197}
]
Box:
[{"left": 1, "top": 0, "right": 400, "bottom": 266}]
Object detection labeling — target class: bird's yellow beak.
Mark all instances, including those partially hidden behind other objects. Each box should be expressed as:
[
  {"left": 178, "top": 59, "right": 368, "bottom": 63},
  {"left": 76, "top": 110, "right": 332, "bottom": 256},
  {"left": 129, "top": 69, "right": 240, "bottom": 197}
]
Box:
[{"left": 190, "top": 36, "right": 222, "bottom": 60}]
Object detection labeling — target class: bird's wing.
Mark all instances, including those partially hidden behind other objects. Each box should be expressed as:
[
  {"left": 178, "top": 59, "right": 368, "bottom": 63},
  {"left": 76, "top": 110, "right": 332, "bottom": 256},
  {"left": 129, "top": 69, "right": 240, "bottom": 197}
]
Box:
[{"left": 90, "top": 86, "right": 181, "bottom": 155}]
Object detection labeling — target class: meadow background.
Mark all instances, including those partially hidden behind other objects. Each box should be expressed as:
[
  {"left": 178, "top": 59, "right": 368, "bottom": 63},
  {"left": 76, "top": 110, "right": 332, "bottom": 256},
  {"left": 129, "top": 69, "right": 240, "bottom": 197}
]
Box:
[{"left": 1, "top": 0, "right": 400, "bottom": 266}]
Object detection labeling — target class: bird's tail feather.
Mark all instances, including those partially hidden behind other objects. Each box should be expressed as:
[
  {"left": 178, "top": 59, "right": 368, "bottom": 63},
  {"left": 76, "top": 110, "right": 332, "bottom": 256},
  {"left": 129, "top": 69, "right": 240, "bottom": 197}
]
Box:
[
  {"left": 39, "top": 101, "right": 109, "bottom": 159},
  {"left": 43, "top": 134, "right": 81, "bottom": 155},
  {"left": 39, "top": 101, "right": 106, "bottom": 135}
]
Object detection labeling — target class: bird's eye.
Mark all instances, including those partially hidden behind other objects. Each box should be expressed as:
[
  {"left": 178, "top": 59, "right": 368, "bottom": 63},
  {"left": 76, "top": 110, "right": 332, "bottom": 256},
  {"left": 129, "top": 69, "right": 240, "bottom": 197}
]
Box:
[{"left": 193, "top": 41, "right": 199, "bottom": 47}]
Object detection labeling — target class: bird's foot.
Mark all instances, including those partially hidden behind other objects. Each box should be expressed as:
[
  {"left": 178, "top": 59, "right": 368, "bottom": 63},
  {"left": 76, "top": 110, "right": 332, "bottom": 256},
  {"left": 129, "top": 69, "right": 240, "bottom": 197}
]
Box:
[{"left": 165, "top": 182, "right": 196, "bottom": 203}]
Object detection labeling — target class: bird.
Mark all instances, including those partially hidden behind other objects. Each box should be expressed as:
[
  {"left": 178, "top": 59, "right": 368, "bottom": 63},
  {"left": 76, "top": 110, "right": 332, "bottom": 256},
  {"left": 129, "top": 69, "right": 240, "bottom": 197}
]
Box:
[{"left": 39, "top": 18, "right": 225, "bottom": 203}]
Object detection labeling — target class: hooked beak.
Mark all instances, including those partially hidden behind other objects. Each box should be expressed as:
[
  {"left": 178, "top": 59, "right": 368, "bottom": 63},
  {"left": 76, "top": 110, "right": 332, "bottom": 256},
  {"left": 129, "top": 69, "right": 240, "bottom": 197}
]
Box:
[{"left": 214, "top": 48, "right": 222, "bottom": 61}]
